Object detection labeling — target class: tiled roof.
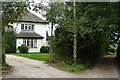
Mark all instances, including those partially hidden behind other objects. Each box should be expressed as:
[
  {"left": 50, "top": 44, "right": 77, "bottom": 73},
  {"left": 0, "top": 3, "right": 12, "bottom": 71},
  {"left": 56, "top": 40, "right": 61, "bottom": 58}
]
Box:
[
  {"left": 20, "top": 11, "right": 48, "bottom": 24},
  {"left": 16, "top": 31, "right": 44, "bottom": 39}
]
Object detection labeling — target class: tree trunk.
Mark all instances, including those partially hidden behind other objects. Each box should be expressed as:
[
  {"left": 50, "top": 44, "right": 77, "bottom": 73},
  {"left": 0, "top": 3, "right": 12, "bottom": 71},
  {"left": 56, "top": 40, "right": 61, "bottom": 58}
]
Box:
[
  {"left": 49, "top": 22, "right": 54, "bottom": 62},
  {"left": 1, "top": 27, "right": 6, "bottom": 66},
  {"left": 116, "top": 44, "right": 120, "bottom": 62},
  {"left": 0, "top": 31, "right": 2, "bottom": 64},
  {"left": 73, "top": 33, "right": 77, "bottom": 63},
  {"left": 73, "top": 1, "right": 77, "bottom": 63}
]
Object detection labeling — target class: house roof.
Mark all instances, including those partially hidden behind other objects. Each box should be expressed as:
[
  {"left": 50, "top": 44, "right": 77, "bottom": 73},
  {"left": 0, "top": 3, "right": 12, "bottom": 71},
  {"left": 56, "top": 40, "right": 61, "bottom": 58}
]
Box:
[
  {"left": 20, "top": 11, "right": 48, "bottom": 24},
  {"left": 16, "top": 31, "right": 44, "bottom": 39}
]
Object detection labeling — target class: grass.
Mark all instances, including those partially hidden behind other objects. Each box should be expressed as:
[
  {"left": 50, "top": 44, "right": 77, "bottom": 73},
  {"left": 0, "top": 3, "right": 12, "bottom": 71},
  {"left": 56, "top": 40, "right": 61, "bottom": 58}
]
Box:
[
  {"left": 9, "top": 53, "right": 49, "bottom": 62},
  {"left": 49, "top": 62, "right": 87, "bottom": 73}
]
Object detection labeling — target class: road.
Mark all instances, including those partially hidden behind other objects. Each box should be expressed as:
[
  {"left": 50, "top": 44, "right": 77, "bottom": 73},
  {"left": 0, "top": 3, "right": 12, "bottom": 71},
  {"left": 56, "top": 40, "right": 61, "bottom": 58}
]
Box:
[{"left": 4, "top": 55, "right": 118, "bottom": 78}]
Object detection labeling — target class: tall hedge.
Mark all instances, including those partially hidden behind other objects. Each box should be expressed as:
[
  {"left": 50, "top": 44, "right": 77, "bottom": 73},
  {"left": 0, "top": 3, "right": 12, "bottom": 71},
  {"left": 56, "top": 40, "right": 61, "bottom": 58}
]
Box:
[
  {"left": 52, "top": 27, "right": 109, "bottom": 65},
  {"left": 5, "top": 30, "right": 16, "bottom": 53}
]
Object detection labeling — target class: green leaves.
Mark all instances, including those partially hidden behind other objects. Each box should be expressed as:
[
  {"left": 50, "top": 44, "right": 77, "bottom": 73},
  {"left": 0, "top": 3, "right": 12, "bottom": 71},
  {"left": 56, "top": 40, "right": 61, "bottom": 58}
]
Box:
[{"left": 2, "top": 2, "right": 27, "bottom": 27}]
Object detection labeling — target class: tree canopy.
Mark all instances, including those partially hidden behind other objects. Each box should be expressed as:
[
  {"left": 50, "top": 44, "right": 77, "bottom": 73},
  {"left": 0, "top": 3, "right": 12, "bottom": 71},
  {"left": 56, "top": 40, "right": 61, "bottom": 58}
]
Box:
[
  {"left": 1, "top": 2, "right": 27, "bottom": 65},
  {"left": 27, "top": 1, "right": 119, "bottom": 64}
]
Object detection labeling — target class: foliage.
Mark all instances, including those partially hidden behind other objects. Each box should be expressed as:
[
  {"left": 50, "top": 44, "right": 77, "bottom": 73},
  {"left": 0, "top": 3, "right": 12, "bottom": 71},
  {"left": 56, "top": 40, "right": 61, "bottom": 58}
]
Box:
[
  {"left": 10, "top": 53, "right": 49, "bottom": 62},
  {"left": 18, "top": 44, "right": 28, "bottom": 53},
  {"left": 45, "top": 2, "right": 118, "bottom": 65},
  {"left": 68, "top": 63, "right": 87, "bottom": 72},
  {"left": 40, "top": 46, "right": 49, "bottom": 53},
  {"left": 109, "top": 31, "right": 120, "bottom": 44},
  {"left": 2, "top": 2, "right": 27, "bottom": 27},
  {"left": 31, "top": 2, "right": 118, "bottom": 65},
  {"left": 5, "top": 30, "right": 16, "bottom": 53},
  {"left": 50, "top": 62, "right": 87, "bottom": 73},
  {"left": 77, "top": 32, "right": 109, "bottom": 65},
  {"left": 108, "top": 44, "right": 118, "bottom": 53},
  {"left": 52, "top": 27, "right": 73, "bottom": 64},
  {"left": 1, "top": 2, "right": 28, "bottom": 64}
]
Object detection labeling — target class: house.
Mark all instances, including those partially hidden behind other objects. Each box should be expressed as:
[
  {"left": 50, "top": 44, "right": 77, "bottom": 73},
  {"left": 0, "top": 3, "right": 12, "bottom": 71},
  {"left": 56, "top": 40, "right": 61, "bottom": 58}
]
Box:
[{"left": 12, "top": 11, "right": 48, "bottom": 53}]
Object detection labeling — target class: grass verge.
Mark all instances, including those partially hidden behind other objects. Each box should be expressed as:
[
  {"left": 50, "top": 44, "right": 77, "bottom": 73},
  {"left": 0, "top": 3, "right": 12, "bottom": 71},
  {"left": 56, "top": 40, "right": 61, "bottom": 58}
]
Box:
[{"left": 49, "top": 62, "right": 87, "bottom": 73}]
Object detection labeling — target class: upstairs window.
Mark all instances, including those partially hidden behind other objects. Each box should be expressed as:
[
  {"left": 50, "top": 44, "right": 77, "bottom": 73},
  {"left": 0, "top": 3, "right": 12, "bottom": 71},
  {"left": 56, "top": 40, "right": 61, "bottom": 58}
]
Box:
[
  {"left": 21, "top": 24, "right": 35, "bottom": 31},
  {"left": 21, "top": 24, "right": 24, "bottom": 30}
]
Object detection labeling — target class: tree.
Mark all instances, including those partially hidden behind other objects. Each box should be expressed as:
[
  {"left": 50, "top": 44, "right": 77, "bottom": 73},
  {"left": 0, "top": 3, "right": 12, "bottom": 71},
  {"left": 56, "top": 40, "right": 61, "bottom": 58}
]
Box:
[
  {"left": 30, "top": 2, "right": 118, "bottom": 63},
  {"left": 30, "top": 1, "right": 66, "bottom": 62},
  {"left": 53, "top": 2, "right": 118, "bottom": 63},
  {"left": 1, "top": 2, "right": 27, "bottom": 65},
  {"left": 58, "top": 2, "right": 91, "bottom": 62}
]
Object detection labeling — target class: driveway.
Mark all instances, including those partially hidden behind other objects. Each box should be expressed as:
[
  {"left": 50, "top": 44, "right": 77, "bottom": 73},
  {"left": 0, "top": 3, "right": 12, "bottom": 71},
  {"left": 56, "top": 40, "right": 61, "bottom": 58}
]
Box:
[{"left": 4, "top": 55, "right": 118, "bottom": 78}]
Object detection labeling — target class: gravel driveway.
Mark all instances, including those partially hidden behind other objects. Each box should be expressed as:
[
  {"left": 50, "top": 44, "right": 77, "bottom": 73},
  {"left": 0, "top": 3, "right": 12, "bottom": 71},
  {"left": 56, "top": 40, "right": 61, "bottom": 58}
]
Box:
[{"left": 4, "top": 55, "right": 118, "bottom": 78}]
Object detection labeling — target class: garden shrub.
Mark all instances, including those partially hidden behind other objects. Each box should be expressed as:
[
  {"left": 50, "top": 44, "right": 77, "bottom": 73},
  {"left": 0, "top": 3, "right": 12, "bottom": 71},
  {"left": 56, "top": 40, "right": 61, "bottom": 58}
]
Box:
[
  {"left": 18, "top": 44, "right": 28, "bottom": 53},
  {"left": 40, "top": 46, "right": 49, "bottom": 53}
]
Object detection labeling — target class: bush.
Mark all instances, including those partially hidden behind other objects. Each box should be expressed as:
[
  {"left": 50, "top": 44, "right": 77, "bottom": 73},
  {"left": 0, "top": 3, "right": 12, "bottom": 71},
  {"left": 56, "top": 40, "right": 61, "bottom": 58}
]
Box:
[
  {"left": 18, "top": 44, "right": 28, "bottom": 53},
  {"left": 40, "top": 46, "right": 49, "bottom": 53}
]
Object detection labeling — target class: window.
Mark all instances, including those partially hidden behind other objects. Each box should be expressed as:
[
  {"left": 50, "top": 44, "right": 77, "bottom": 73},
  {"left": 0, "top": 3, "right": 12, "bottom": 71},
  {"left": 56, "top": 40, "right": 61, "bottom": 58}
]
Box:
[
  {"left": 21, "top": 24, "right": 35, "bottom": 31},
  {"left": 32, "top": 25, "right": 34, "bottom": 30},
  {"left": 34, "top": 39, "right": 37, "bottom": 48},
  {"left": 21, "top": 24, "right": 24, "bottom": 30},
  {"left": 27, "top": 39, "right": 29, "bottom": 46},
  {"left": 31, "top": 39, "right": 33, "bottom": 47},
  {"left": 23, "top": 39, "right": 37, "bottom": 48},
  {"left": 23, "top": 39, "right": 26, "bottom": 44}
]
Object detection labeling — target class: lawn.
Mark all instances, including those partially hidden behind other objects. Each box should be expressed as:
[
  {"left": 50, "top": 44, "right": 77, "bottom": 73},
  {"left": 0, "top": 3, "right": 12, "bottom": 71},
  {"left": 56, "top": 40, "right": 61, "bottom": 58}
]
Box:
[{"left": 9, "top": 53, "right": 49, "bottom": 62}]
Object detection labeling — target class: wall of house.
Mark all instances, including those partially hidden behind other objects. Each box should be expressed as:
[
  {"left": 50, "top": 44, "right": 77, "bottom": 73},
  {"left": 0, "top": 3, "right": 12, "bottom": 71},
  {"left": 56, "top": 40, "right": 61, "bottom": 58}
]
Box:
[
  {"left": 12, "top": 22, "right": 48, "bottom": 53},
  {"left": 28, "top": 39, "right": 44, "bottom": 52},
  {"left": 16, "top": 38, "right": 46, "bottom": 53},
  {"left": 16, "top": 38, "right": 23, "bottom": 53}
]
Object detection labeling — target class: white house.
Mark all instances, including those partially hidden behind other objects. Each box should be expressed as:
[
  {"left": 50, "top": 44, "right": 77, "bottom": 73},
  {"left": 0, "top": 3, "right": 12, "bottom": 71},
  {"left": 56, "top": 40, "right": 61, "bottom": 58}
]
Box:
[{"left": 12, "top": 11, "right": 48, "bottom": 53}]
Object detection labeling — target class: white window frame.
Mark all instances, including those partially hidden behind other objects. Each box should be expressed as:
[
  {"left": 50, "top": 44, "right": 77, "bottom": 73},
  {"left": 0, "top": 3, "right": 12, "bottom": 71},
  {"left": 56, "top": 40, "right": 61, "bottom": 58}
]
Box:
[
  {"left": 23, "top": 39, "right": 37, "bottom": 48},
  {"left": 21, "top": 24, "right": 35, "bottom": 31}
]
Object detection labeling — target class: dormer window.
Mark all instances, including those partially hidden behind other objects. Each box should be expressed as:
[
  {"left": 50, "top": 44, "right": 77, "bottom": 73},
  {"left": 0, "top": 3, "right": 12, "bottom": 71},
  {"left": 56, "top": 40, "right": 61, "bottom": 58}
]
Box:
[{"left": 21, "top": 24, "right": 34, "bottom": 31}]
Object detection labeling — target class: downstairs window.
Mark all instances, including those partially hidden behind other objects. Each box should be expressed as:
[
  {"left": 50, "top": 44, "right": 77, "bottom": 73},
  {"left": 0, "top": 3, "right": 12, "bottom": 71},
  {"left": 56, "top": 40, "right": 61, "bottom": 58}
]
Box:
[{"left": 23, "top": 39, "right": 37, "bottom": 48}]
